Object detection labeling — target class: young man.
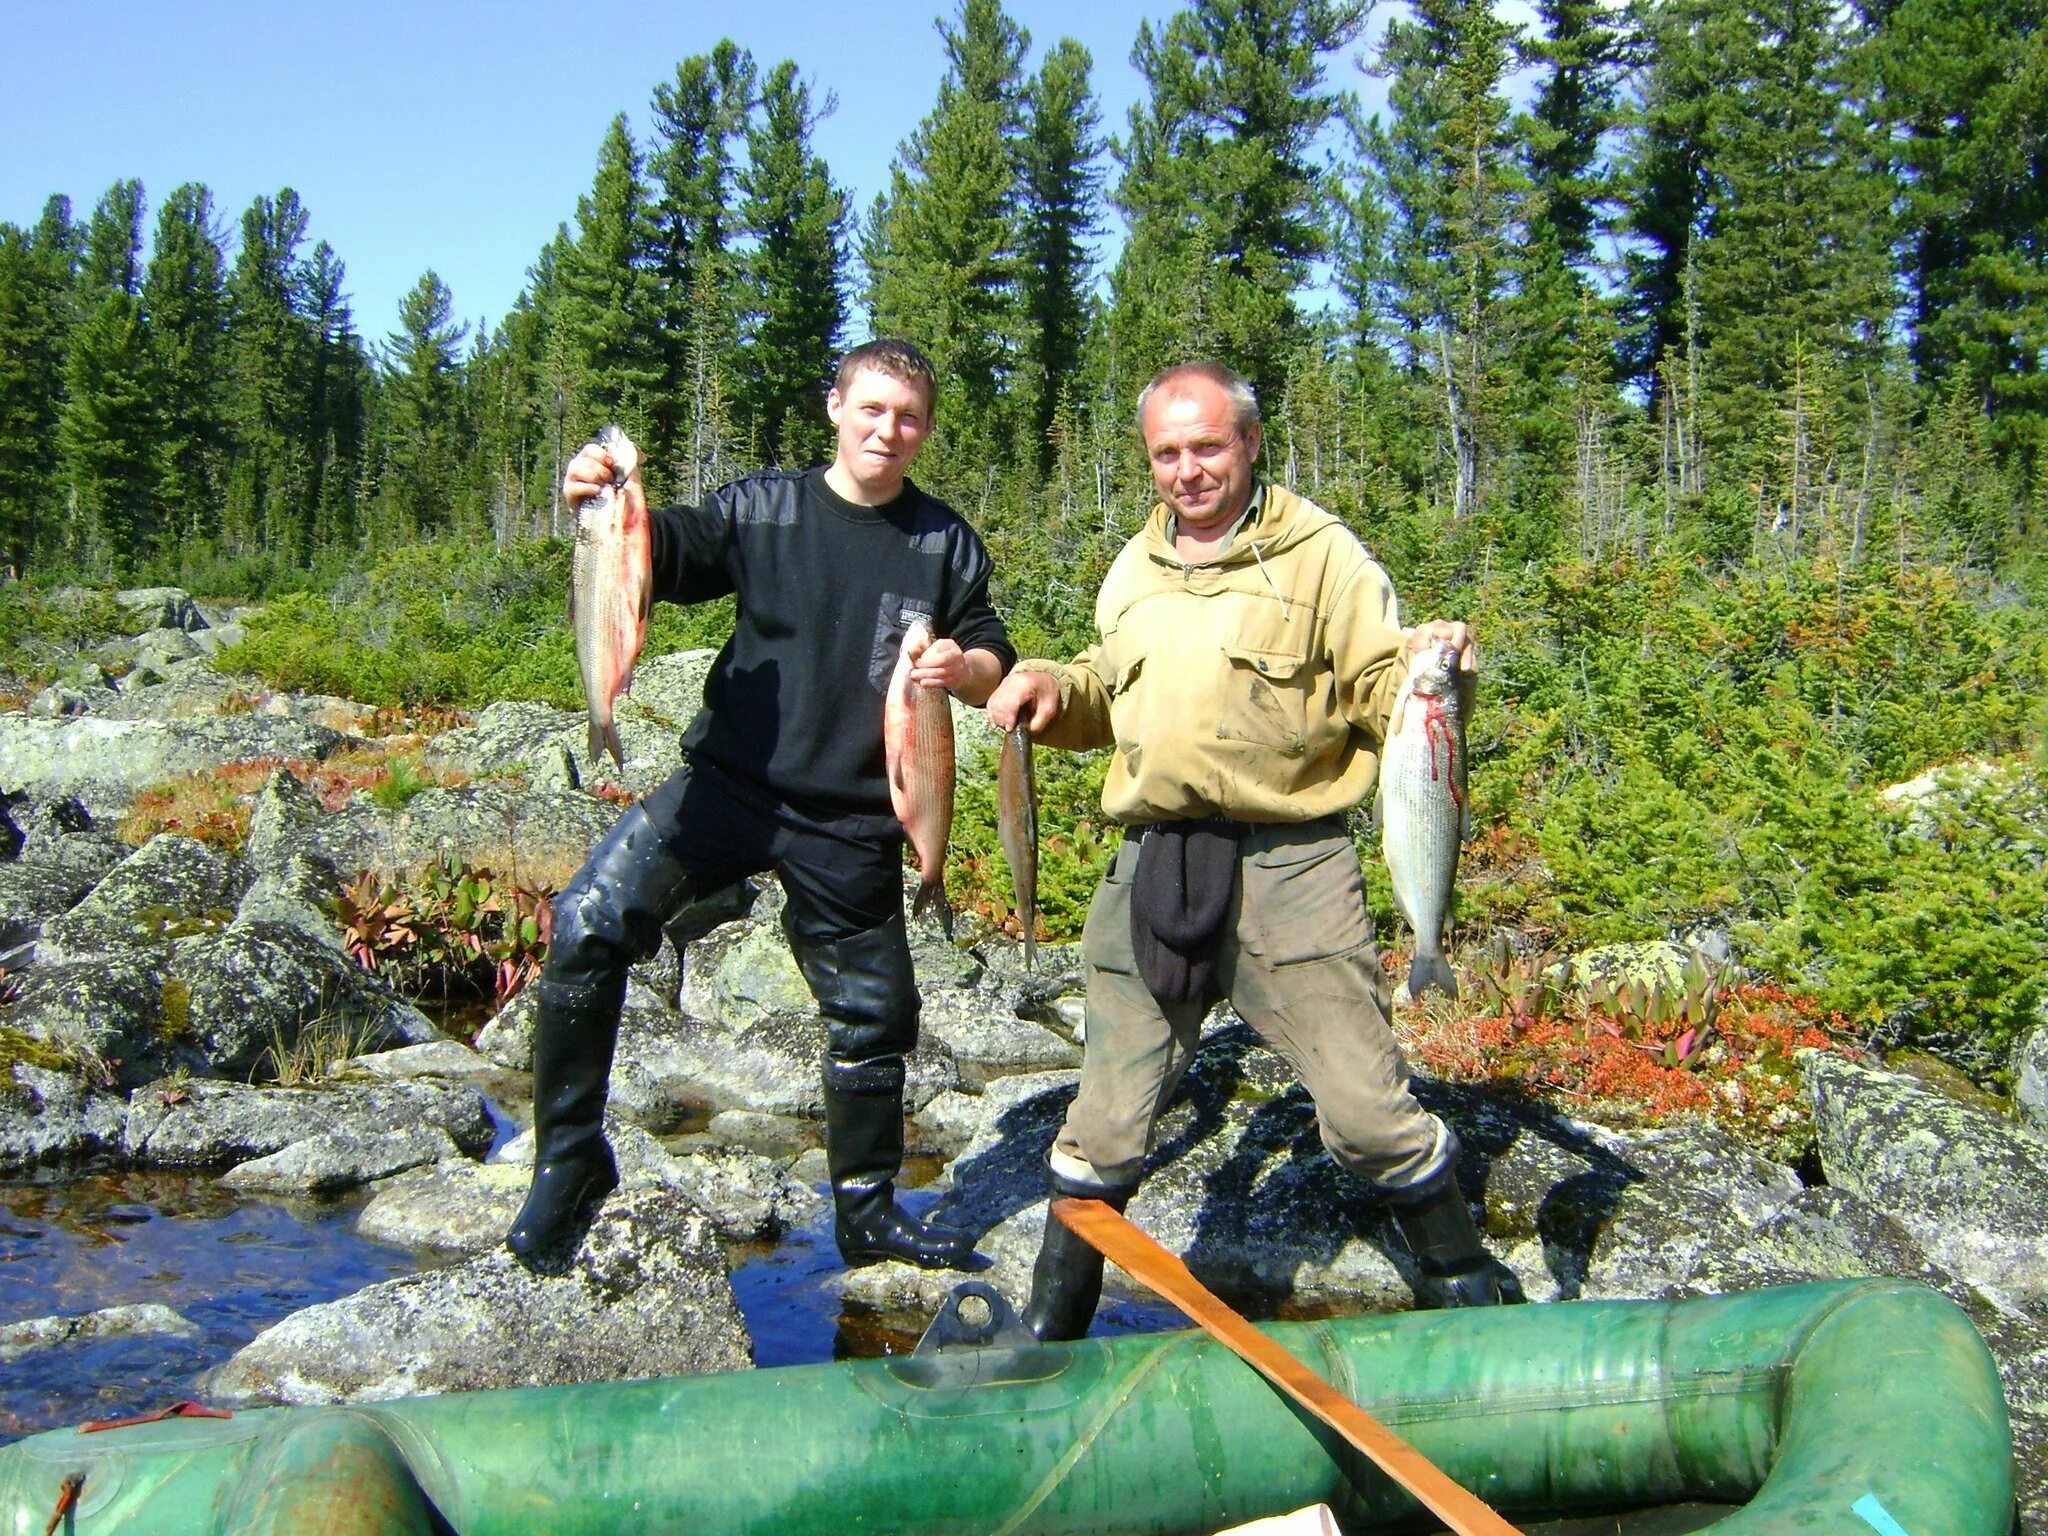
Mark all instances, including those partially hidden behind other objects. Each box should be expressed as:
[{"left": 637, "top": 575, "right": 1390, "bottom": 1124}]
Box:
[
  {"left": 508, "top": 339, "right": 1012, "bottom": 1271},
  {"left": 987, "top": 361, "right": 1513, "bottom": 1339}
]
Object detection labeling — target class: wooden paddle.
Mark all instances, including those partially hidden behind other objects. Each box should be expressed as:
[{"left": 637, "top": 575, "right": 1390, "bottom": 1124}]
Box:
[{"left": 1051, "top": 1198, "right": 1526, "bottom": 1536}]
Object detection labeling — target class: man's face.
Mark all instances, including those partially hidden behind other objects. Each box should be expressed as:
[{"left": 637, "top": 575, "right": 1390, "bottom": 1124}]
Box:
[
  {"left": 1141, "top": 379, "right": 1261, "bottom": 530},
  {"left": 826, "top": 367, "right": 931, "bottom": 500}
]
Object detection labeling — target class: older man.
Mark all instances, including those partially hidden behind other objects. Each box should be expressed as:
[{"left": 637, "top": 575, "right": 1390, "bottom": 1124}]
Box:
[
  {"left": 508, "top": 339, "right": 1011, "bottom": 1272},
  {"left": 987, "top": 361, "right": 1511, "bottom": 1339}
]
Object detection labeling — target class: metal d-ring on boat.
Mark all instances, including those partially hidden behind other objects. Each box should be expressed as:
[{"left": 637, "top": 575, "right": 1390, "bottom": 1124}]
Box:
[{"left": 0, "top": 1278, "right": 2012, "bottom": 1534}]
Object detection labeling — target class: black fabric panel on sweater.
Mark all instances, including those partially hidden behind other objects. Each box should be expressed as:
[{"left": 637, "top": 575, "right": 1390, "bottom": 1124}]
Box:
[{"left": 646, "top": 467, "right": 1014, "bottom": 814}]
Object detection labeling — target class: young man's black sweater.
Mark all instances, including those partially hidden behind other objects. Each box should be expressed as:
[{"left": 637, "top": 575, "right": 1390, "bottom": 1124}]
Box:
[{"left": 649, "top": 467, "right": 1013, "bottom": 816}]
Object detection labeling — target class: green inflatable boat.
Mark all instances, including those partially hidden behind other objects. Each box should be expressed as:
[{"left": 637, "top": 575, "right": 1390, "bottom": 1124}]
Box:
[{"left": 0, "top": 1278, "right": 2012, "bottom": 1534}]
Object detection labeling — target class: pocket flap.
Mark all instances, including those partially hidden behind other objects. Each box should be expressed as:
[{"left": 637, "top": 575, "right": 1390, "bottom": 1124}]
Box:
[{"left": 1222, "top": 640, "right": 1308, "bottom": 681}]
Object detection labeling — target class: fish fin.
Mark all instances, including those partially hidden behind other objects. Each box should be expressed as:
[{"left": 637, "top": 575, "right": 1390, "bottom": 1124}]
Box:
[
  {"left": 603, "top": 718, "right": 626, "bottom": 768},
  {"left": 1023, "top": 929, "right": 1037, "bottom": 971},
  {"left": 587, "top": 717, "right": 605, "bottom": 766},
  {"left": 1407, "top": 953, "right": 1458, "bottom": 1003}
]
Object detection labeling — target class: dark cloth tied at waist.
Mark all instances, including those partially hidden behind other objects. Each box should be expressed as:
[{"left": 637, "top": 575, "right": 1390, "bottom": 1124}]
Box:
[{"left": 1128, "top": 817, "right": 1247, "bottom": 1004}]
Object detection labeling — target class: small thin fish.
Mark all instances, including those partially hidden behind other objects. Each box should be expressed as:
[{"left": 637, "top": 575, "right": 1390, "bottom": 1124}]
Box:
[
  {"left": 570, "top": 425, "right": 651, "bottom": 767},
  {"left": 884, "top": 615, "right": 956, "bottom": 931},
  {"left": 1376, "top": 640, "right": 1471, "bottom": 1003},
  {"left": 998, "top": 723, "right": 1039, "bottom": 969}
]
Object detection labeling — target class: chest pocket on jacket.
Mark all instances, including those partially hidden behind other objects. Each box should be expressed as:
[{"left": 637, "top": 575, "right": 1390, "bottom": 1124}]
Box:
[{"left": 1217, "top": 609, "right": 1312, "bottom": 755}]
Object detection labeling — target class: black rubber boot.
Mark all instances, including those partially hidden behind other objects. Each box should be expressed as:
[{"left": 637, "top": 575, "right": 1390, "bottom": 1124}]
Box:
[
  {"left": 1391, "top": 1179, "right": 1518, "bottom": 1308},
  {"left": 505, "top": 976, "right": 624, "bottom": 1262},
  {"left": 822, "top": 1054, "right": 980, "bottom": 1269},
  {"left": 506, "top": 806, "right": 694, "bottom": 1266},
  {"left": 1022, "top": 1171, "right": 1137, "bottom": 1342}
]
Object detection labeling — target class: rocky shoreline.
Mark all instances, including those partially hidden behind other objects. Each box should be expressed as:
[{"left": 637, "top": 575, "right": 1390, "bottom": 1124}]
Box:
[{"left": 2, "top": 589, "right": 2044, "bottom": 1528}]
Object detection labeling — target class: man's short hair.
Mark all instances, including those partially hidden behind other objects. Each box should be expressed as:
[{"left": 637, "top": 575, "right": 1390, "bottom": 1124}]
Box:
[
  {"left": 835, "top": 339, "right": 939, "bottom": 419},
  {"left": 1136, "top": 361, "right": 1261, "bottom": 435}
]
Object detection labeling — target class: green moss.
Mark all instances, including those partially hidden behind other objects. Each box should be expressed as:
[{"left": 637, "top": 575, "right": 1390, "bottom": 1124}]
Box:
[
  {"left": 157, "top": 977, "right": 194, "bottom": 1042},
  {"left": 132, "top": 907, "right": 234, "bottom": 942}
]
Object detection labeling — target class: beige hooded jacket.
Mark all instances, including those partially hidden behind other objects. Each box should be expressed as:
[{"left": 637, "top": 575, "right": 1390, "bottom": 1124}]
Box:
[{"left": 1016, "top": 483, "right": 1409, "bottom": 824}]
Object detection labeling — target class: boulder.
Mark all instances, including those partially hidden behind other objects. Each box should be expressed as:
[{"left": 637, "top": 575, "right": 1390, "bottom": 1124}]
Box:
[
  {"left": 169, "top": 919, "right": 438, "bottom": 1081},
  {"left": 247, "top": 781, "right": 617, "bottom": 894},
  {"left": 221, "top": 1123, "right": 459, "bottom": 1195},
  {"left": 2016, "top": 1016, "right": 2048, "bottom": 1141},
  {"left": 111, "top": 586, "right": 208, "bottom": 632},
  {"left": 5, "top": 952, "right": 182, "bottom": 1087},
  {"left": 203, "top": 1186, "right": 751, "bottom": 1405},
  {"left": 332, "top": 1039, "right": 501, "bottom": 1082},
  {"left": 1806, "top": 1052, "right": 2048, "bottom": 1311},
  {"left": 0, "top": 1063, "right": 127, "bottom": 1174},
  {"left": 421, "top": 700, "right": 674, "bottom": 797},
  {"left": 0, "top": 858, "right": 104, "bottom": 968},
  {"left": 232, "top": 849, "right": 346, "bottom": 951},
  {"left": 0, "top": 714, "right": 350, "bottom": 821},
  {"left": 35, "top": 834, "right": 244, "bottom": 964},
  {"left": 122, "top": 1077, "right": 492, "bottom": 1170}
]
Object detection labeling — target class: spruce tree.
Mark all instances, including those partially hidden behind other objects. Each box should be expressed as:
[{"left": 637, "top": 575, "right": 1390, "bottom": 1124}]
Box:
[
  {"left": 864, "top": 0, "right": 1029, "bottom": 466},
  {"left": 1865, "top": 0, "right": 2047, "bottom": 473},
  {"left": 142, "top": 183, "right": 228, "bottom": 545},
  {"left": 738, "top": 62, "right": 848, "bottom": 468},
  {"left": 551, "top": 116, "right": 664, "bottom": 453},
  {"left": 1018, "top": 38, "right": 1105, "bottom": 470},
  {"left": 0, "top": 198, "right": 79, "bottom": 571},
  {"left": 224, "top": 189, "right": 314, "bottom": 560},
  {"left": 298, "top": 241, "right": 370, "bottom": 554},
  {"left": 648, "top": 44, "right": 758, "bottom": 494},
  {"left": 58, "top": 180, "right": 159, "bottom": 572},
  {"left": 381, "top": 270, "right": 469, "bottom": 540}
]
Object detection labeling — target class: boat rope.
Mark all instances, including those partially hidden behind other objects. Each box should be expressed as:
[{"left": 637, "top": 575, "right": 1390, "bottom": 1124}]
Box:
[
  {"left": 42, "top": 1471, "right": 83, "bottom": 1536},
  {"left": 989, "top": 1339, "right": 1185, "bottom": 1536}
]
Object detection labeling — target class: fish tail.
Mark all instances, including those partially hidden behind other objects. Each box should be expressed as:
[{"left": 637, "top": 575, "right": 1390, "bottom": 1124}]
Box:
[
  {"left": 1404, "top": 952, "right": 1458, "bottom": 1004},
  {"left": 913, "top": 877, "right": 953, "bottom": 939},
  {"left": 603, "top": 717, "right": 626, "bottom": 768},
  {"left": 587, "top": 716, "right": 607, "bottom": 767},
  {"left": 1023, "top": 929, "right": 1037, "bottom": 972}
]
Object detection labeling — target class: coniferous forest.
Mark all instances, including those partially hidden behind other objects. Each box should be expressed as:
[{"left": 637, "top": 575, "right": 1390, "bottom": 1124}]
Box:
[{"left": 4, "top": 0, "right": 2047, "bottom": 1080}]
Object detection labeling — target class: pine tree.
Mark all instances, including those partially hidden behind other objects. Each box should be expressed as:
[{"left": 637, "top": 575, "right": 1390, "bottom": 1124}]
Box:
[
  {"left": 738, "top": 62, "right": 849, "bottom": 467},
  {"left": 648, "top": 43, "right": 757, "bottom": 492},
  {"left": 1017, "top": 38, "right": 1104, "bottom": 470},
  {"left": 1109, "top": 0, "right": 1365, "bottom": 412},
  {"left": 0, "top": 197, "right": 79, "bottom": 571},
  {"left": 142, "top": 183, "right": 228, "bottom": 544},
  {"left": 551, "top": 116, "right": 664, "bottom": 452},
  {"left": 298, "top": 241, "right": 370, "bottom": 554},
  {"left": 58, "top": 180, "right": 159, "bottom": 572},
  {"left": 380, "top": 271, "right": 469, "bottom": 541},
  {"left": 864, "top": 0, "right": 1029, "bottom": 466}
]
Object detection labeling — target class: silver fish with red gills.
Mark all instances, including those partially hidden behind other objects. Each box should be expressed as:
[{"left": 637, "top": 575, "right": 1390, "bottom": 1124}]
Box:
[
  {"left": 1376, "top": 639, "right": 1472, "bottom": 1003},
  {"left": 571, "top": 424, "right": 652, "bottom": 767},
  {"left": 884, "top": 615, "right": 956, "bottom": 931}
]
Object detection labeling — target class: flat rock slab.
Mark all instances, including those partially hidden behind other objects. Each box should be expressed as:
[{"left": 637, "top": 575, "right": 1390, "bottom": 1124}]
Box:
[
  {"left": 123, "top": 1078, "right": 493, "bottom": 1170},
  {"left": 221, "top": 1123, "right": 459, "bottom": 1195},
  {"left": 0, "top": 1303, "right": 202, "bottom": 1362},
  {"left": 204, "top": 1186, "right": 751, "bottom": 1404}
]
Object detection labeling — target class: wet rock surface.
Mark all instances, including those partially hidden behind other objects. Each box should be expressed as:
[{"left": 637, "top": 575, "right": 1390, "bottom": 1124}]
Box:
[{"left": 202, "top": 1187, "right": 751, "bottom": 1405}]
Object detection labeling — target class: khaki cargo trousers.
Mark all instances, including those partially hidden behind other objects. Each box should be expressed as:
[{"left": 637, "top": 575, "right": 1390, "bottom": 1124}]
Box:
[{"left": 1051, "top": 818, "right": 1455, "bottom": 1196}]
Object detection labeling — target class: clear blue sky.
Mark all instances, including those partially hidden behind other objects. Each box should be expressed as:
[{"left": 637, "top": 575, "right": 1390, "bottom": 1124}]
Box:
[{"left": 1, "top": 0, "right": 1245, "bottom": 351}]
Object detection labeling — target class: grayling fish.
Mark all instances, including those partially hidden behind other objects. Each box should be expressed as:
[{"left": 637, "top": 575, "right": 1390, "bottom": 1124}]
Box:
[
  {"left": 1377, "top": 641, "right": 1471, "bottom": 1002},
  {"left": 571, "top": 425, "right": 651, "bottom": 766},
  {"left": 998, "top": 724, "right": 1038, "bottom": 969}
]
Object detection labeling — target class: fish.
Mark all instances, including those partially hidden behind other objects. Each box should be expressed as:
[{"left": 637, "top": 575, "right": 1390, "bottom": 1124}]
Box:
[
  {"left": 1376, "top": 639, "right": 1471, "bottom": 1003},
  {"left": 998, "top": 723, "right": 1038, "bottom": 969},
  {"left": 884, "top": 614, "right": 956, "bottom": 931},
  {"left": 570, "top": 424, "right": 652, "bottom": 767}
]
